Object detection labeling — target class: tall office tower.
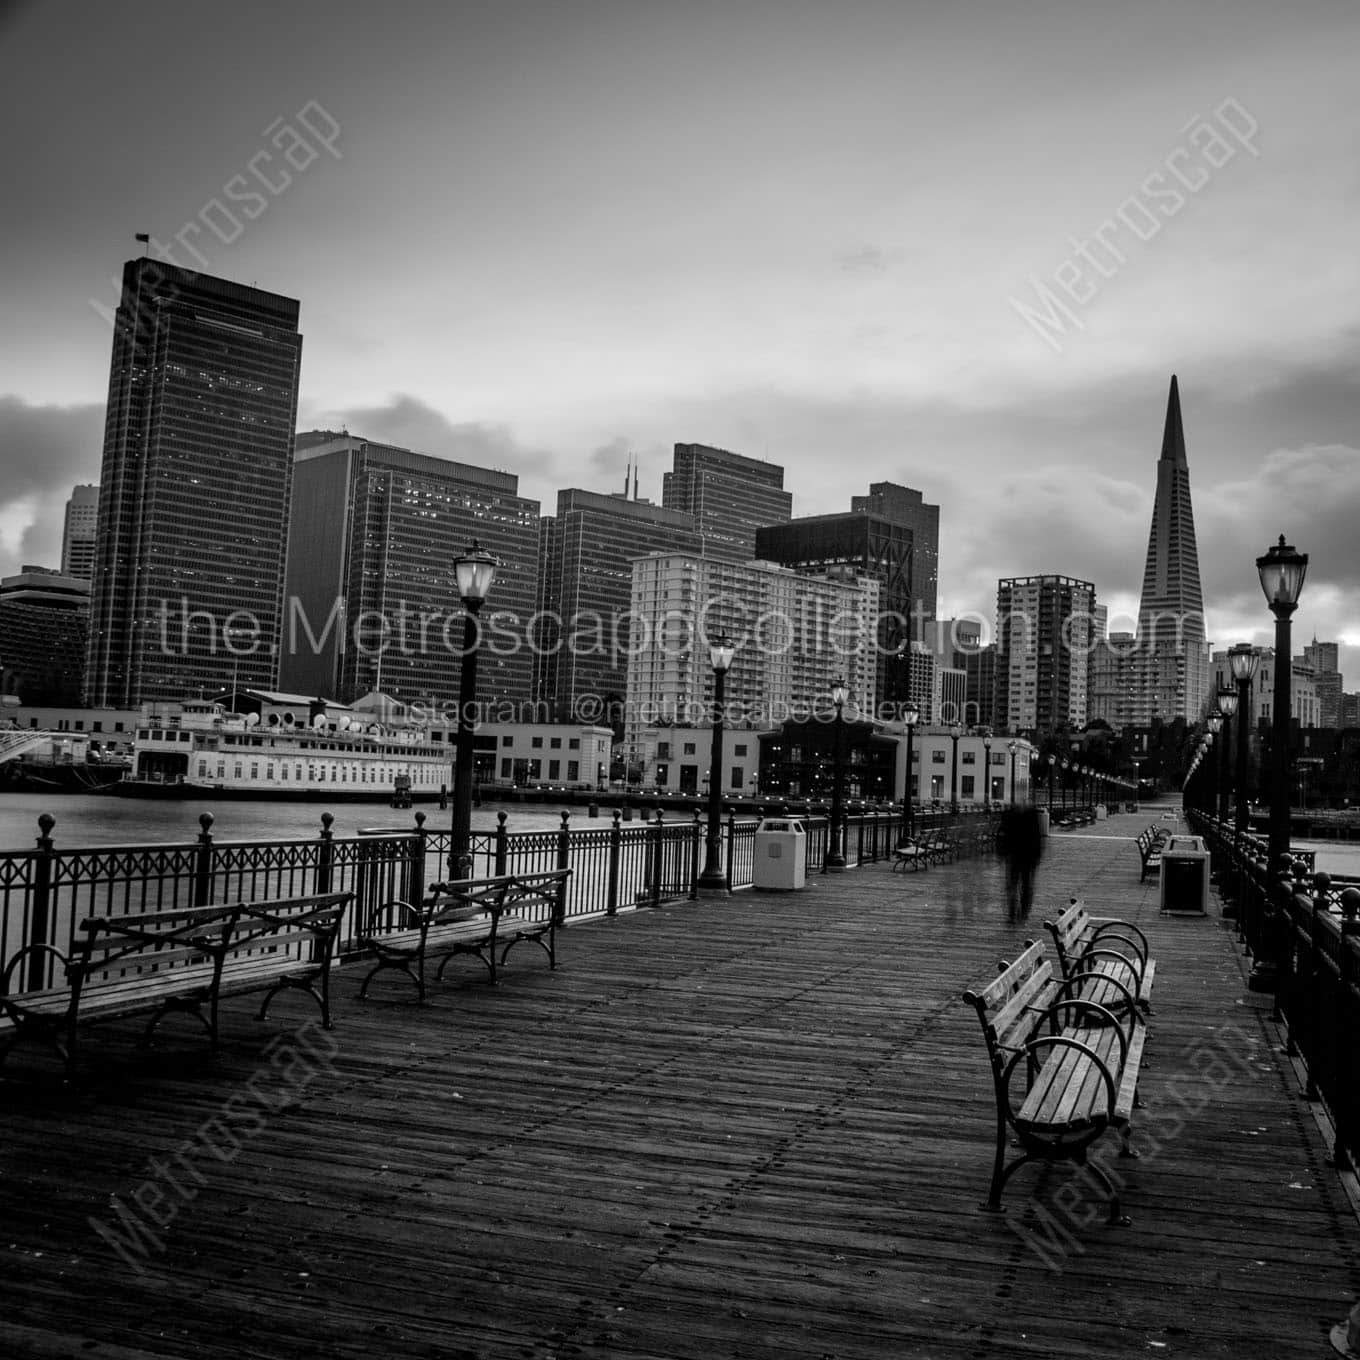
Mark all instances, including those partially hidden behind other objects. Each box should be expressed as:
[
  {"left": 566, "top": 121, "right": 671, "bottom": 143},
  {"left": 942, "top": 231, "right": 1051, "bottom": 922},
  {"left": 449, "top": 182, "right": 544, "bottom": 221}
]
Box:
[
  {"left": 850, "top": 482, "right": 940, "bottom": 624},
  {"left": 61, "top": 485, "right": 100, "bottom": 580},
  {"left": 536, "top": 489, "right": 699, "bottom": 720},
  {"left": 661, "top": 444, "right": 792, "bottom": 563},
  {"left": 624, "top": 553, "right": 880, "bottom": 763},
  {"left": 995, "top": 574, "right": 1097, "bottom": 734},
  {"left": 754, "top": 510, "right": 913, "bottom": 713},
  {"left": 1133, "top": 375, "right": 1210, "bottom": 723},
  {"left": 280, "top": 435, "right": 540, "bottom": 707},
  {"left": 1303, "top": 639, "right": 1342, "bottom": 728},
  {"left": 86, "top": 261, "right": 302, "bottom": 706}
]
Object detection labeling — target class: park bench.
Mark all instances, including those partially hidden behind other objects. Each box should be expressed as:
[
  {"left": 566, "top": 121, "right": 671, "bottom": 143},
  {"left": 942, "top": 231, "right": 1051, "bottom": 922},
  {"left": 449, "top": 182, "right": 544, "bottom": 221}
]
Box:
[
  {"left": 358, "top": 868, "right": 570, "bottom": 1002},
  {"left": 1043, "top": 898, "right": 1155, "bottom": 1020},
  {"left": 891, "top": 828, "right": 940, "bottom": 872},
  {"left": 963, "top": 940, "right": 1146, "bottom": 1224},
  {"left": 1137, "top": 826, "right": 1169, "bottom": 881},
  {"left": 0, "top": 892, "right": 351, "bottom": 1077}
]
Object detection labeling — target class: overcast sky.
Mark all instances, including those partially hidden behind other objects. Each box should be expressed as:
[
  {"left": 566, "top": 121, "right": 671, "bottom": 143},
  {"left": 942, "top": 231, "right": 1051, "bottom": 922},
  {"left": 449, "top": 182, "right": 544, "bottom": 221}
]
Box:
[{"left": 2, "top": 0, "right": 1357, "bottom": 681}]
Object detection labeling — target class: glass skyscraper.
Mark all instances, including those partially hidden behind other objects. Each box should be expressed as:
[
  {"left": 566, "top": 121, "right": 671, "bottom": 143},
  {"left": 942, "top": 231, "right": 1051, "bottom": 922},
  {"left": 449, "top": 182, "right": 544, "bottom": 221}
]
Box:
[{"left": 85, "top": 260, "right": 303, "bottom": 706}]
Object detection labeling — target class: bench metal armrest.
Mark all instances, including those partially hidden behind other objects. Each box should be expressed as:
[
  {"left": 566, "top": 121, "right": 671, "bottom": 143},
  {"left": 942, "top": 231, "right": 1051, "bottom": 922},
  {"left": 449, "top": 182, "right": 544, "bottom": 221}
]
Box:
[
  {"left": 1088, "top": 918, "right": 1149, "bottom": 966},
  {"left": 1064, "top": 963, "right": 1145, "bottom": 1025},
  {"left": 1003, "top": 1035, "right": 1118, "bottom": 1125},
  {"left": 1039, "top": 997, "right": 1129, "bottom": 1068},
  {"left": 1, "top": 943, "right": 70, "bottom": 997}
]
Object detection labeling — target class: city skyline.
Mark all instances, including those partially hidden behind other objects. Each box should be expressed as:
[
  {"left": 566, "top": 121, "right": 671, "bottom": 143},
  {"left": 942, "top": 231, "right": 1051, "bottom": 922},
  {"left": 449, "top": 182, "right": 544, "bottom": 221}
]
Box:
[{"left": 2, "top": 0, "right": 1357, "bottom": 680}]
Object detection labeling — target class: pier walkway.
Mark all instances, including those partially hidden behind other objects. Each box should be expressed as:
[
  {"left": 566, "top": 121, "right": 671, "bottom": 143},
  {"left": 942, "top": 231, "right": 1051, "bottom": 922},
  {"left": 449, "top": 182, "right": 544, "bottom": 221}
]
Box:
[{"left": 2, "top": 806, "right": 1358, "bottom": 1359}]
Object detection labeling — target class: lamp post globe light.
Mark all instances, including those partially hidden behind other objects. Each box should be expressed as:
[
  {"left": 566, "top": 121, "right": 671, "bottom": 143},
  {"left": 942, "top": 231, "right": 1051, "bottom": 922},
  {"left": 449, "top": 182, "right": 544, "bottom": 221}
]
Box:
[
  {"left": 901, "top": 700, "right": 920, "bottom": 840},
  {"left": 982, "top": 735, "right": 992, "bottom": 808},
  {"left": 1205, "top": 714, "right": 1223, "bottom": 817},
  {"left": 948, "top": 723, "right": 963, "bottom": 815},
  {"left": 697, "top": 638, "right": 737, "bottom": 893},
  {"left": 448, "top": 541, "right": 498, "bottom": 880},
  {"left": 1059, "top": 758, "right": 1070, "bottom": 814},
  {"left": 1257, "top": 536, "right": 1308, "bottom": 871},
  {"left": 1229, "top": 643, "right": 1260, "bottom": 833},
  {"left": 1008, "top": 740, "right": 1018, "bottom": 806},
  {"left": 823, "top": 679, "right": 850, "bottom": 871},
  {"left": 1216, "top": 687, "right": 1238, "bottom": 823}
]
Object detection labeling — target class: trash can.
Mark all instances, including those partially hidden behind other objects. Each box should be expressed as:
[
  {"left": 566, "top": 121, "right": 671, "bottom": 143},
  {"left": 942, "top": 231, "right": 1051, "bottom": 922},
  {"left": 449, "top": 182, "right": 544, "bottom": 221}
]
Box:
[
  {"left": 1036, "top": 808, "right": 1051, "bottom": 837},
  {"left": 1095, "top": 804, "right": 1107, "bottom": 821},
  {"left": 1159, "top": 834, "right": 1210, "bottom": 913},
  {"left": 752, "top": 818, "right": 807, "bottom": 891}
]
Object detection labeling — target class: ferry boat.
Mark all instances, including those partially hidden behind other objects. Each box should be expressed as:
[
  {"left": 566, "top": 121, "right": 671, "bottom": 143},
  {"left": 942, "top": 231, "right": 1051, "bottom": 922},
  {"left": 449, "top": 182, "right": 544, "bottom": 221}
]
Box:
[{"left": 116, "top": 696, "right": 454, "bottom": 801}]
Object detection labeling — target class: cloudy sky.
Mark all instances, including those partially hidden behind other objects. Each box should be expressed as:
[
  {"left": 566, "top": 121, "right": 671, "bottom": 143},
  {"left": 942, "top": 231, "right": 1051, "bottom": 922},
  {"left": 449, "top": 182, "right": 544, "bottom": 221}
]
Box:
[{"left": 2, "top": 0, "right": 1357, "bottom": 679}]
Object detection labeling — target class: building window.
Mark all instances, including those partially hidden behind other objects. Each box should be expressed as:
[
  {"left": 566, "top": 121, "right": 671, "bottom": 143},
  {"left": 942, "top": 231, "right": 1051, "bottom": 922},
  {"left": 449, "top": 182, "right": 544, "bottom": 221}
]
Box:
[
  {"left": 549, "top": 760, "right": 560, "bottom": 780},
  {"left": 550, "top": 737, "right": 561, "bottom": 749},
  {"left": 962, "top": 775, "right": 976, "bottom": 800},
  {"left": 567, "top": 760, "right": 579, "bottom": 781},
  {"left": 683, "top": 742, "right": 696, "bottom": 755},
  {"left": 501, "top": 735, "right": 513, "bottom": 747},
  {"left": 568, "top": 739, "right": 580, "bottom": 750},
  {"left": 532, "top": 737, "right": 543, "bottom": 748},
  {"left": 962, "top": 751, "right": 976, "bottom": 765},
  {"left": 932, "top": 750, "right": 946, "bottom": 764},
  {"left": 734, "top": 744, "right": 747, "bottom": 756},
  {"left": 501, "top": 758, "right": 512, "bottom": 778}
]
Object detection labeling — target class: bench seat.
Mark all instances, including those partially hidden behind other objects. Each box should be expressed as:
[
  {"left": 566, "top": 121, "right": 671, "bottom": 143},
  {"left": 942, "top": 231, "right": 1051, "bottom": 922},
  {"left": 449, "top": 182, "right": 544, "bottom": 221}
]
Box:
[{"left": 1044, "top": 898, "right": 1155, "bottom": 1018}]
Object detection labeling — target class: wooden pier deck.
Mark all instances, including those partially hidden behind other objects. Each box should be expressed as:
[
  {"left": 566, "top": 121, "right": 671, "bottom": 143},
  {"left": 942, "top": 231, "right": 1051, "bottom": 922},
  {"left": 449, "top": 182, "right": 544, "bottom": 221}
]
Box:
[{"left": 2, "top": 805, "right": 1358, "bottom": 1359}]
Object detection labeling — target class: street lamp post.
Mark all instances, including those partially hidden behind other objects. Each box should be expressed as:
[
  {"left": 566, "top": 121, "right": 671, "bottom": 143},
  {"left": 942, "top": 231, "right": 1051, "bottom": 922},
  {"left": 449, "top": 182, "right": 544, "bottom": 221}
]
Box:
[
  {"left": 698, "top": 639, "right": 736, "bottom": 893},
  {"left": 1046, "top": 754, "right": 1056, "bottom": 808},
  {"left": 1008, "top": 740, "right": 1018, "bottom": 806},
  {"left": 982, "top": 735, "right": 992, "bottom": 808},
  {"left": 1216, "top": 687, "right": 1238, "bottom": 823},
  {"left": 1205, "top": 715, "right": 1222, "bottom": 818},
  {"left": 1257, "top": 535, "right": 1308, "bottom": 872},
  {"left": 1229, "top": 643, "right": 1259, "bottom": 833},
  {"left": 948, "top": 723, "right": 963, "bottom": 815},
  {"left": 1059, "top": 758, "right": 1070, "bottom": 814},
  {"left": 825, "top": 680, "right": 849, "bottom": 871},
  {"left": 449, "top": 542, "right": 497, "bottom": 880},
  {"left": 902, "top": 701, "right": 920, "bottom": 840}
]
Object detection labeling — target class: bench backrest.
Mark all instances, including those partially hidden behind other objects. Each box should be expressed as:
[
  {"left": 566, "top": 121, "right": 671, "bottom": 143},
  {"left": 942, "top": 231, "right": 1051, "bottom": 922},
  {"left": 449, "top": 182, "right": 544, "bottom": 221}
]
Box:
[
  {"left": 963, "top": 941, "right": 1060, "bottom": 1074},
  {"left": 71, "top": 904, "right": 241, "bottom": 992},
  {"left": 423, "top": 869, "right": 571, "bottom": 928},
  {"left": 230, "top": 892, "right": 352, "bottom": 964},
  {"left": 1042, "top": 897, "right": 1148, "bottom": 982}
]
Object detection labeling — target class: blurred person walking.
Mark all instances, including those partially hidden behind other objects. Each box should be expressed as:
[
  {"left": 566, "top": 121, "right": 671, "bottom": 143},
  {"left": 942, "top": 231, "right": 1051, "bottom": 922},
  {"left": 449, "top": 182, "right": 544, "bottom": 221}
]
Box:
[{"left": 999, "top": 801, "right": 1044, "bottom": 919}]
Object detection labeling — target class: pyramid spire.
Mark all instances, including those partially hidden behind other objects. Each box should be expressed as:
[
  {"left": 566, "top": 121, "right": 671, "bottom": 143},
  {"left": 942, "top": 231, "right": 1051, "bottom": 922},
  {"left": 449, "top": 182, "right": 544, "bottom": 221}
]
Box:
[{"left": 1160, "top": 374, "right": 1187, "bottom": 464}]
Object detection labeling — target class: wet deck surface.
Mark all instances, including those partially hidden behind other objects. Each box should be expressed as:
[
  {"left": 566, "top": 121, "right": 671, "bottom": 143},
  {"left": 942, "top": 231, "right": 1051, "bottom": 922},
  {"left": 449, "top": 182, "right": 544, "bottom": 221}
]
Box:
[{"left": 2, "top": 804, "right": 1358, "bottom": 1359}]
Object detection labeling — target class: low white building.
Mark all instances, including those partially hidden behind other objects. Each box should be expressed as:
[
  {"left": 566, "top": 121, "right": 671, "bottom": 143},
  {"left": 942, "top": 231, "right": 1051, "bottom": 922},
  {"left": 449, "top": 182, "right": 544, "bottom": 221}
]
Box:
[{"left": 895, "top": 726, "right": 1037, "bottom": 808}]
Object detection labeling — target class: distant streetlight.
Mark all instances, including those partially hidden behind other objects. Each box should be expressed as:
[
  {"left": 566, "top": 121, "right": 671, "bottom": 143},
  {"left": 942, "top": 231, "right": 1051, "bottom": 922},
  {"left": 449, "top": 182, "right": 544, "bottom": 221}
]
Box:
[
  {"left": 1229, "top": 643, "right": 1260, "bottom": 833},
  {"left": 949, "top": 723, "right": 964, "bottom": 815},
  {"left": 1216, "top": 687, "right": 1238, "bottom": 822},
  {"left": 901, "top": 701, "right": 920, "bottom": 839},
  {"left": 825, "top": 680, "right": 849, "bottom": 870},
  {"left": 449, "top": 541, "right": 497, "bottom": 879},
  {"left": 1257, "top": 535, "right": 1308, "bottom": 872},
  {"left": 982, "top": 735, "right": 992, "bottom": 807},
  {"left": 1007, "top": 740, "right": 1018, "bottom": 806},
  {"left": 1205, "top": 714, "right": 1223, "bottom": 817},
  {"left": 698, "top": 638, "right": 736, "bottom": 893}
]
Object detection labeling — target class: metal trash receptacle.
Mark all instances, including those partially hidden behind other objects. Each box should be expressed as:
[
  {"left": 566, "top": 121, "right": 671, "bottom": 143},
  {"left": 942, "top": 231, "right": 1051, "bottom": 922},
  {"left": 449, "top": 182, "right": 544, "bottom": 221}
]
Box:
[
  {"left": 1159, "top": 834, "right": 1210, "bottom": 913},
  {"left": 752, "top": 818, "right": 807, "bottom": 891}
]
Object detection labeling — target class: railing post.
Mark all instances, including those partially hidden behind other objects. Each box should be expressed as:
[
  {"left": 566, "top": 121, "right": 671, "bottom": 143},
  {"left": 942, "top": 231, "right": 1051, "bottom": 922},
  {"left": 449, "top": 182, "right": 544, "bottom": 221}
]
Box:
[
  {"left": 690, "top": 809, "right": 702, "bottom": 900},
  {"left": 316, "top": 812, "right": 335, "bottom": 894},
  {"left": 26, "top": 814, "right": 56, "bottom": 993},
  {"left": 725, "top": 809, "right": 736, "bottom": 891},
  {"left": 409, "top": 811, "right": 427, "bottom": 909},
  {"left": 607, "top": 810, "right": 622, "bottom": 916},
  {"left": 651, "top": 810, "right": 664, "bottom": 908},
  {"left": 193, "top": 811, "right": 215, "bottom": 906},
  {"left": 495, "top": 811, "right": 509, "bottom": 877}
]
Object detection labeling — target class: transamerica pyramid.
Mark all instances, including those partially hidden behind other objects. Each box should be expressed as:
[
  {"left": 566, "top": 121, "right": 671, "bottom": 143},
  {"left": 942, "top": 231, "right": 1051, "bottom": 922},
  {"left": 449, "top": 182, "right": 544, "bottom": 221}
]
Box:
[{"left": 1133, "top": 375, "right": 1211, "bottom": 723}]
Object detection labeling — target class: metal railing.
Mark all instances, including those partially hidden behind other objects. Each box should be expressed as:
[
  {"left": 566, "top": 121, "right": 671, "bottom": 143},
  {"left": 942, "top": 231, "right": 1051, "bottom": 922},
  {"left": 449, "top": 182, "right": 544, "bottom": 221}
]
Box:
[
  {"left": 1189, "top": 810, "right": 1360, "bottom": 1174},
  {"left": 0, "top": 803, "right": 935, "bottom": 994}
]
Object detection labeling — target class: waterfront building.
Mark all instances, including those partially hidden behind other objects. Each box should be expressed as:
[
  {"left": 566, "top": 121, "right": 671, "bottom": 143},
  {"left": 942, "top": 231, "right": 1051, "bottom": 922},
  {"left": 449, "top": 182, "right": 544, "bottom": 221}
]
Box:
[
  {"left": 0, "top": 568, "right": 91, "bottom": 707},
  {"left": 482, "top": 723, "right": 615, "bottom": 792},
  {"left": 1131, "top": 375, "right": 1211, "bottom": 724},
  {"left": 535, "top": 489, "right": 699, "bottom": 723},
  {"left": 61, "top": 485, "right": 99, "bottom": 581},
  {"left": 622, "top": 554, "right": 880, "bottom": 790},
  {"left": 280, "top": 434, "right": 540, "bottom": 710},
  {"left": 906, "top": 728, "right": 1034, "bottom": 808},
  {"left": 662, "top": 443, "right": 792, "bottom": 563},
  {"left": 995, "top": 574, "right": 1096, "bottom": 735},
  {"left": 86, "top": 261, "right": 303, "bottom": 707}
]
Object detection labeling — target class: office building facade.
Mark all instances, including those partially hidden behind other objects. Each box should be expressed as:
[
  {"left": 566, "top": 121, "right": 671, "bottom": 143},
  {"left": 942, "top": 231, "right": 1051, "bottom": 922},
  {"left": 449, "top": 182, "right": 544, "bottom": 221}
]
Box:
[
  {"left": 850, "top": 482, "right": 940, "bottom": 624},
  {"left": 662, "top": 444, "right": 792, "bottom": 563},
  {"left": 61, "top": 485, "right": 100, "bottom": 581},
  {"left": 86, "top": 261, "right": 303, "bottom": 706},
  {"left": 280, "top": 435, "right": 540, "bottom": 709}
]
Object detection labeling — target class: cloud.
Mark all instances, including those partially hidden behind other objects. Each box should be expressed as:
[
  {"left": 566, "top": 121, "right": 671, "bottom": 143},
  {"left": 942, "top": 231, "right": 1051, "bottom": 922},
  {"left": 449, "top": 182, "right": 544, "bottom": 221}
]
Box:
[{"left": 0, "top": 396, "right": 105, "bottom": 576}]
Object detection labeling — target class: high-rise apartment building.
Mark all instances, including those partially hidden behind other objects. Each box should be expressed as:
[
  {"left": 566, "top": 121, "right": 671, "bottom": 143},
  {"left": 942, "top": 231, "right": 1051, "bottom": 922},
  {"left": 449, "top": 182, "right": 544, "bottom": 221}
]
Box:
[
  {"left": 850, "top": 482, "right": 940, "bottom": 623},
  {"left": 1132, "top": 376, "right": 1210, "bottom": 723},
  {"left": 86, "top": 261, "right": 302, "bottom": 706},
  {"left": 661, "top": 444, "right": 791, "bottom": 563},
  {"left": 1303, "top": 639, "right": 1342, "bottom": 728},
  {"left": 995, "top": 574, "right": 1096, "bottom": 734},
  {"left": 536, "top": 490, "right": 699, "bottom": 720},
  {"left": 61, "top": 485, "right": 99, "bottom": 581},
  {"left": 280, "top": 435, "right": 540, "bottom": 708}
]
